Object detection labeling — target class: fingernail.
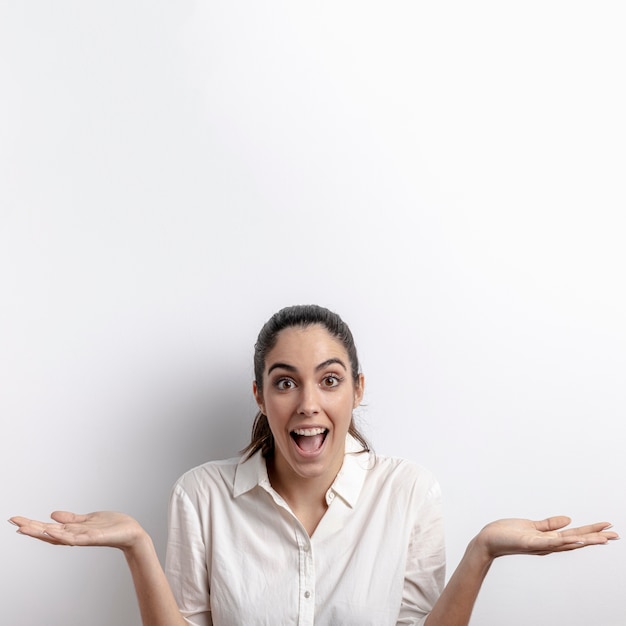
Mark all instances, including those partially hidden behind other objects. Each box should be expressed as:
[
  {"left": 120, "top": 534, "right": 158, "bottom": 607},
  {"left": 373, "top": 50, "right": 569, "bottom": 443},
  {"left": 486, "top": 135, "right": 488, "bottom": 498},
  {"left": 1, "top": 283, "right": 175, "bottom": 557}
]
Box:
[{"left": 7, "top": 519, "right": 17, "bottom": 526}]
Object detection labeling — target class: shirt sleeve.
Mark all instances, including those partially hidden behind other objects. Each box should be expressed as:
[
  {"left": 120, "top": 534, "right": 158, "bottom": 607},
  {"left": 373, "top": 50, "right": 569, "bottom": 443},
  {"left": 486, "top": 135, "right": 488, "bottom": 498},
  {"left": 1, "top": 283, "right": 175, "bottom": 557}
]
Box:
[
  {"left": 165, "top": 481, "right": 213, "bottom": 626},
  {"left": 397, "top": 476, "right": 446, "bottom": 626}
]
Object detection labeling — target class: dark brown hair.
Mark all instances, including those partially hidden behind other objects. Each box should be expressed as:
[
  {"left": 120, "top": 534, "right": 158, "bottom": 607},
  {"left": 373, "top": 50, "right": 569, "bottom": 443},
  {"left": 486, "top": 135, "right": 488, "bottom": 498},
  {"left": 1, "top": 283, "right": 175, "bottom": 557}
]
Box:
[{"left": 242, "top": 304, "right": 370, "bottom": 458}]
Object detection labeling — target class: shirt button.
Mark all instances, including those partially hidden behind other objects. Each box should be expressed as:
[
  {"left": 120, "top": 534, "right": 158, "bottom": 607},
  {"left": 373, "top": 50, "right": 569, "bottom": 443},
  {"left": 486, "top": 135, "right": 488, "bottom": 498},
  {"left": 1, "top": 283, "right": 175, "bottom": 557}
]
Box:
[{"left": 304, "top": 591, "right": 311, "bottom": 599}]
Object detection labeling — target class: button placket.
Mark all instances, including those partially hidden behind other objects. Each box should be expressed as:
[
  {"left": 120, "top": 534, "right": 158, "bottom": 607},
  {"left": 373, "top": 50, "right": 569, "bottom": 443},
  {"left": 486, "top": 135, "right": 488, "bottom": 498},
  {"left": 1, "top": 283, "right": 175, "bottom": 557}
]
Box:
[{"left": 296, "top": 528, "right": 315, "bottom": 626}]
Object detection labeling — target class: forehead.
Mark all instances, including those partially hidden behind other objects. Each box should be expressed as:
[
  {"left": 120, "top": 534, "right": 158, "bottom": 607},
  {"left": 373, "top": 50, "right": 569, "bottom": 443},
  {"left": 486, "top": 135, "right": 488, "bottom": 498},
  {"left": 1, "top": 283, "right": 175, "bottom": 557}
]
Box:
[{"left": 265, "top": 325, "right": 349, "bottom": 369}]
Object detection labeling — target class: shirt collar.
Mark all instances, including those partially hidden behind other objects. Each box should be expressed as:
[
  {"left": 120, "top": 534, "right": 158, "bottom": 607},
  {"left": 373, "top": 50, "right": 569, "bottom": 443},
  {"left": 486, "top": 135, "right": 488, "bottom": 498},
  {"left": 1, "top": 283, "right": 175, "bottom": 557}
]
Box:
[
  {"left": 232, "top": 434, "right": 370, "bottom": 507},
  {"left": 328, "top": 434, "right": 370, "bottom": 507},
  {"left": 233, "top": 447, "right": 271, "bottom": 498}
]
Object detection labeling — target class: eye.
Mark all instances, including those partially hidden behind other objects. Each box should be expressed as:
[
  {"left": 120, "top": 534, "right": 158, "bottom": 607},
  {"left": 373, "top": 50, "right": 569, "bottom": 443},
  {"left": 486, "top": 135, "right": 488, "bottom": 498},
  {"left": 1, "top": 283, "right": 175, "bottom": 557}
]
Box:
[
  {"left": 275, "top": 378, "right": 296, "bottom": 391},
  {"left": 321, "top": 374, "right": 342, "bottom": 388}
]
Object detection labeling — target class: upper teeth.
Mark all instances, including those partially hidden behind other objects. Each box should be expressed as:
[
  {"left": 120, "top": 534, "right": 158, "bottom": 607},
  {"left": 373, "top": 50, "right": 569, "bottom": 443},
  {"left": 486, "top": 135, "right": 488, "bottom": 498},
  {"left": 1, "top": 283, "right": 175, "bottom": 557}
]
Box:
[{"left": 292, "top": 428, "right": 326, "bottom": 436}]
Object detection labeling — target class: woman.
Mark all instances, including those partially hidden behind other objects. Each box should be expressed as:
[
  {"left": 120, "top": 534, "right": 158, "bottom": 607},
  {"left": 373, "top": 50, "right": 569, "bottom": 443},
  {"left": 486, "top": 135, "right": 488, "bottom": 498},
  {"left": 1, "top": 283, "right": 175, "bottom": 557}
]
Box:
[{"left": 10, "top": 305, "right": 618, "bottom": 625}]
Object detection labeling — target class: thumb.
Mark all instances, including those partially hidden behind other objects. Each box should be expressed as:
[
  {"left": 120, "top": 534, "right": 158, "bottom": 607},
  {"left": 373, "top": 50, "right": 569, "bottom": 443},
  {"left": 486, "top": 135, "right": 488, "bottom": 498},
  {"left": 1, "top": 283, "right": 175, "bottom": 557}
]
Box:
[
  {"left": 534, "top": 515, "right": 572, "bottom": 532},
  {"left": 50, "top": 511, "right": 87, "bottom": 524}
]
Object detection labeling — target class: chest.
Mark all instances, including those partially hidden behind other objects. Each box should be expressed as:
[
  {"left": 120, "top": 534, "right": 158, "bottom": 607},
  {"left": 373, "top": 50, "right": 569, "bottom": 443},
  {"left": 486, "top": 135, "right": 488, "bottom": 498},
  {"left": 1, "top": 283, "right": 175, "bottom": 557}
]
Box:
[{"left": 206, "top": 489, "right": 412, "bottom": 626}]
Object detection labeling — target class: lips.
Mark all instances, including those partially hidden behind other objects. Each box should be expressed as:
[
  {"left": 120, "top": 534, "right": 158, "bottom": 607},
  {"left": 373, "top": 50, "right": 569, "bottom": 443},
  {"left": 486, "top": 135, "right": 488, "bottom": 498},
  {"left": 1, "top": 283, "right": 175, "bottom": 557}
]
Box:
[{"left": 290, "top": 427, "right": 328, "bottom": 453}]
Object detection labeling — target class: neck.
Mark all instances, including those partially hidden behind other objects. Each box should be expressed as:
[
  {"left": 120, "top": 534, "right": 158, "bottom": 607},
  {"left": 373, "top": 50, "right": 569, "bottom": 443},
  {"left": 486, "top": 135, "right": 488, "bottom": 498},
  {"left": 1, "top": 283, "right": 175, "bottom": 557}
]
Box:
[
  {"left": 267, "top": 456, "right": 342, "bottom": 536},
  {"left": 267, "top": 458, "right": 333, "bottom": 508}
]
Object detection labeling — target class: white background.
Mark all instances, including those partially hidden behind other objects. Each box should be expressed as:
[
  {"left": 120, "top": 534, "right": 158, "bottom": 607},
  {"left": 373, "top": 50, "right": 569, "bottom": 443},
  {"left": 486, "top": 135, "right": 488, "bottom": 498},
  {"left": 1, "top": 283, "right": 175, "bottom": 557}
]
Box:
[{"left": 1, "top": 2, "right": 625, "bottom": 624}]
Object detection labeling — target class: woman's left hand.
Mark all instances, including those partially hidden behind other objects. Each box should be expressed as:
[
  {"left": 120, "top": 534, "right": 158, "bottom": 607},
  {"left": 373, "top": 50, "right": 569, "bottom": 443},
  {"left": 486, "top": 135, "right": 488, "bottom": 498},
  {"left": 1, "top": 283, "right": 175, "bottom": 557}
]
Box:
[{"left": 476, "top": 516, "right": 619, "bottom": 559}]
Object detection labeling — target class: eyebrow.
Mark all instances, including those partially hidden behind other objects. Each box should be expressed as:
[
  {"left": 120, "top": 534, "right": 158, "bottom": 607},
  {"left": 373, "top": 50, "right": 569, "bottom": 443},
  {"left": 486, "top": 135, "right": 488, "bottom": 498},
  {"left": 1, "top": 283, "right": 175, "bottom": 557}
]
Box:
[{"left": 267, "top": 357, "right": 348, "bottom": 376}]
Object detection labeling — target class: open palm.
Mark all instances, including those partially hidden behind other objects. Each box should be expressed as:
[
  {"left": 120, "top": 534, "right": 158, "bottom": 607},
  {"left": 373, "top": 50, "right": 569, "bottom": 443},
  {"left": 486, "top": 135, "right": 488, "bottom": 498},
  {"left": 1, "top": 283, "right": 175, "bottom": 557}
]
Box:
[
  {"left": 10, "top": 511, "right": 143, "bottom": 550},
  {"left": 479, "top": 515, "right": 617, "bottom": 558}
]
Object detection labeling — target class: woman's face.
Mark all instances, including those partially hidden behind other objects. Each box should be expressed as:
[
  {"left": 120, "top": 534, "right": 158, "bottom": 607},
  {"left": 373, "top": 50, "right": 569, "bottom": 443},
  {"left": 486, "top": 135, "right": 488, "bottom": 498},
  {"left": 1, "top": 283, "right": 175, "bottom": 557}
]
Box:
[{"left": 253, "top": 324, "right": 364, "bottom": 489}]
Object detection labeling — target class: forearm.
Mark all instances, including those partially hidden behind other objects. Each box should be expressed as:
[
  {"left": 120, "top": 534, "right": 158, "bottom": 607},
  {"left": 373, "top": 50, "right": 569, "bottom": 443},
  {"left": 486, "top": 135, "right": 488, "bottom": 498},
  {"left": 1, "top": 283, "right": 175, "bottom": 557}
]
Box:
[
  {"left": 123, "top": 531, "right": 187, "bottom": 626},
  {"left": 424, "top": 536, "right": 493, "bottom": 626}
]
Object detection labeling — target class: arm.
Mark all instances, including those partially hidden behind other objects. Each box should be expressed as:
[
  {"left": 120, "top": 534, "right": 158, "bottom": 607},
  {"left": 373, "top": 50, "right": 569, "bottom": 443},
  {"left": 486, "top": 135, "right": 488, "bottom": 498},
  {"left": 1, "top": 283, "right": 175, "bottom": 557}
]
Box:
[
  {"left": 424, "top": 516, "right": 618, "bottom": 626},
  {"left": 10, "top": 511, "right": 187, "bottom": 626}
]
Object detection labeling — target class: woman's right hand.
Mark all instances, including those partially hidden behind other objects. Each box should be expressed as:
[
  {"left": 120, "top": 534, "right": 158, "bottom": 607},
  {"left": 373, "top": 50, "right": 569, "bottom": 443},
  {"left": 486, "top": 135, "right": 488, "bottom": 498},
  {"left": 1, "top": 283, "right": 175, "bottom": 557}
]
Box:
[
  {"left": 9, "top": 511, "right": 146, "bottom": 551},
  {"left": 11, "top": 511, "right": 188, "bottom": 626}
]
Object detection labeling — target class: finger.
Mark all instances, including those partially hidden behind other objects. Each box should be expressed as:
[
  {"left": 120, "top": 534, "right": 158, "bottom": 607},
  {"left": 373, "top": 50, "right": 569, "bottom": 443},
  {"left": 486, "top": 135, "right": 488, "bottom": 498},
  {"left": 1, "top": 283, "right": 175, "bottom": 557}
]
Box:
[
  {"left": 527, "top": 531, "right": 616, "bottom": 555},
  {"left": 550, "top": 528, "right": 618, "bottom": 550},
  {"left": 533, "top": 516, "right": 572, "bottom": 532},
  {"left": 567, "top": 530, "right": 619, "bottom": 544},
  {"left": 544, "top": 535, "right": 612, "bottom": 552},
  {"left": 12, "top": 520, "right": 70, "bottom": 545},
  {"left": 9, "top": 517, "right": 51, "bottom": 532},
  {"left": 19, "top": 529, "right": 67, "bottom": 546},
  {"left": 10, "top": 515, "right": 73, "bottom": 544},
  {"left": 560, "top": 522, "right": 614, "bottom": 537},
  {"left": 50, "top": 511, "right": 89, "bottom": 524},
  {"left": 9, "top": 516, "right": 33, "bottom": 527}
]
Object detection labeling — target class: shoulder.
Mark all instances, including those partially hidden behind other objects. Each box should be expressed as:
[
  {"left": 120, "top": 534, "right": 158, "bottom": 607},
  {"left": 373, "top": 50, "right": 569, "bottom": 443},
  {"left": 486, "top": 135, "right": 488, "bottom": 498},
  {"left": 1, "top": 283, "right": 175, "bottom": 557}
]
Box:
[
  {"left": 364, "top": 451, "right": 441, "bottom": 501},
  {"left": 172, "top": 455, "right": 241, "bottom": 500}
]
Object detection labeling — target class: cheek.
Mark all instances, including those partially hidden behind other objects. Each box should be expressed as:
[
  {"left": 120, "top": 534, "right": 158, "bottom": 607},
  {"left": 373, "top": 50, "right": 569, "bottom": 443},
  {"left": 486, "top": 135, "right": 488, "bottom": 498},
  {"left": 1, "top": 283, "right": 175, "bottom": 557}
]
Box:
[
  {"left": 332, "top": 393, "right": 357, "bottom": 418},
  {"left": 265, "top": 408, "right": 292, "bottom": 441},
  {"left": 263, "top": 394, "right": 291, "bottom": 420}
]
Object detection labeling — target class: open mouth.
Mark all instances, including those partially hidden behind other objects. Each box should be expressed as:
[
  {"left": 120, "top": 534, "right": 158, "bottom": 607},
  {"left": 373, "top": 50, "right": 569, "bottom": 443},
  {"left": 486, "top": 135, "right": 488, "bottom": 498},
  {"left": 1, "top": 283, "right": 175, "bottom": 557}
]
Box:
[{"left": 290, "top": 427, "right": 328, "bottom": 453}]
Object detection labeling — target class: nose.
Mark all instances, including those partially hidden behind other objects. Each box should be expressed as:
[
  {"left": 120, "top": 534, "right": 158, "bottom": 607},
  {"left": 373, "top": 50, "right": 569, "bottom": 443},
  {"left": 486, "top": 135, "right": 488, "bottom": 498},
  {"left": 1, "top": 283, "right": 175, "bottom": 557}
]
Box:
[{"left": 297, "top": 383, "right": 320, "bottom": 417}]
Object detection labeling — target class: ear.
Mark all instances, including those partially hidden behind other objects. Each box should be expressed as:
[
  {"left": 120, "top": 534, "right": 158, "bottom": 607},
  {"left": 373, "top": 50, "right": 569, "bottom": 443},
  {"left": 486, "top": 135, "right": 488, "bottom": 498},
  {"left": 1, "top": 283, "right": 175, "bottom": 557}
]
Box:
[
  {"left": 353, "top": 373, "right": 365, "bottom": 408},
  {"left": 252, "top": 380, "right": 265, "bottom": 414}
]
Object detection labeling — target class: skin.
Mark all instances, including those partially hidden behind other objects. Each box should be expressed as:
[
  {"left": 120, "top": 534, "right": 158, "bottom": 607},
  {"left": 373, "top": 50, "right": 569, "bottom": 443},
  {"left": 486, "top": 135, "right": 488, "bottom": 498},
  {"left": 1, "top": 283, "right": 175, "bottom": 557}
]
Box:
[
  {"left": 424, "top": 517, "right": 617, "bottom": 626},
  {"left": 9, "top": 510, "right": 187, "bottom": 626},
  {"left": 8, "top": 322, "right": 620, "bottom": 625}
]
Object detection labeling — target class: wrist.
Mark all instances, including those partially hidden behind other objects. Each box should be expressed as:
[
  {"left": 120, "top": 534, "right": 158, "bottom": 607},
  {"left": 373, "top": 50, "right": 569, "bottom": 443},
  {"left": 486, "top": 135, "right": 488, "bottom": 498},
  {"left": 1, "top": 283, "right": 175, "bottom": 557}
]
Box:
[
  {"left": 466, "top": 532, "right": 496, "bottom": 569},
  {"left": 121, "top": 525, "right": 153, "bottom": 559}
]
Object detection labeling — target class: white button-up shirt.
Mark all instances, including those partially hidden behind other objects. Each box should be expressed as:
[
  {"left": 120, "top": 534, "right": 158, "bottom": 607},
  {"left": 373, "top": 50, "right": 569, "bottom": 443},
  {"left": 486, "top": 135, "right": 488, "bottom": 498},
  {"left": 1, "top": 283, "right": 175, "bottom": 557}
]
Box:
[{"left": 165, "top": 437, "right": 445, "bottom": 626}]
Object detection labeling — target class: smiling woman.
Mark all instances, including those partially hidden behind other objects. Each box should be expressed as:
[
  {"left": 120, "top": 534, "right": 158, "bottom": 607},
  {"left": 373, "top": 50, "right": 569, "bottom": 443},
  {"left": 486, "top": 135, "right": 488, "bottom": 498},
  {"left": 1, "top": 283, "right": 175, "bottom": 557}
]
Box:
[
  {"left": 10, "top": 305, "right": 619, "bottom": 626},
  {"left": 252, "top": 324, "right": 365, "bottom": 526},
  {"left": 245, "top": 304, "right": 370, "bottom": 460}
]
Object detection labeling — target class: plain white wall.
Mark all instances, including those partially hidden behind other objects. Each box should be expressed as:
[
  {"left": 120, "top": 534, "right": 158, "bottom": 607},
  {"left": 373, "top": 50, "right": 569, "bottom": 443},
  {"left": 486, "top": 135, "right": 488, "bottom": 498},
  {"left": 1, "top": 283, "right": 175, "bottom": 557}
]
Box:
[{"left": 2, "top": 2, "right": 625, "bottom": 624}]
